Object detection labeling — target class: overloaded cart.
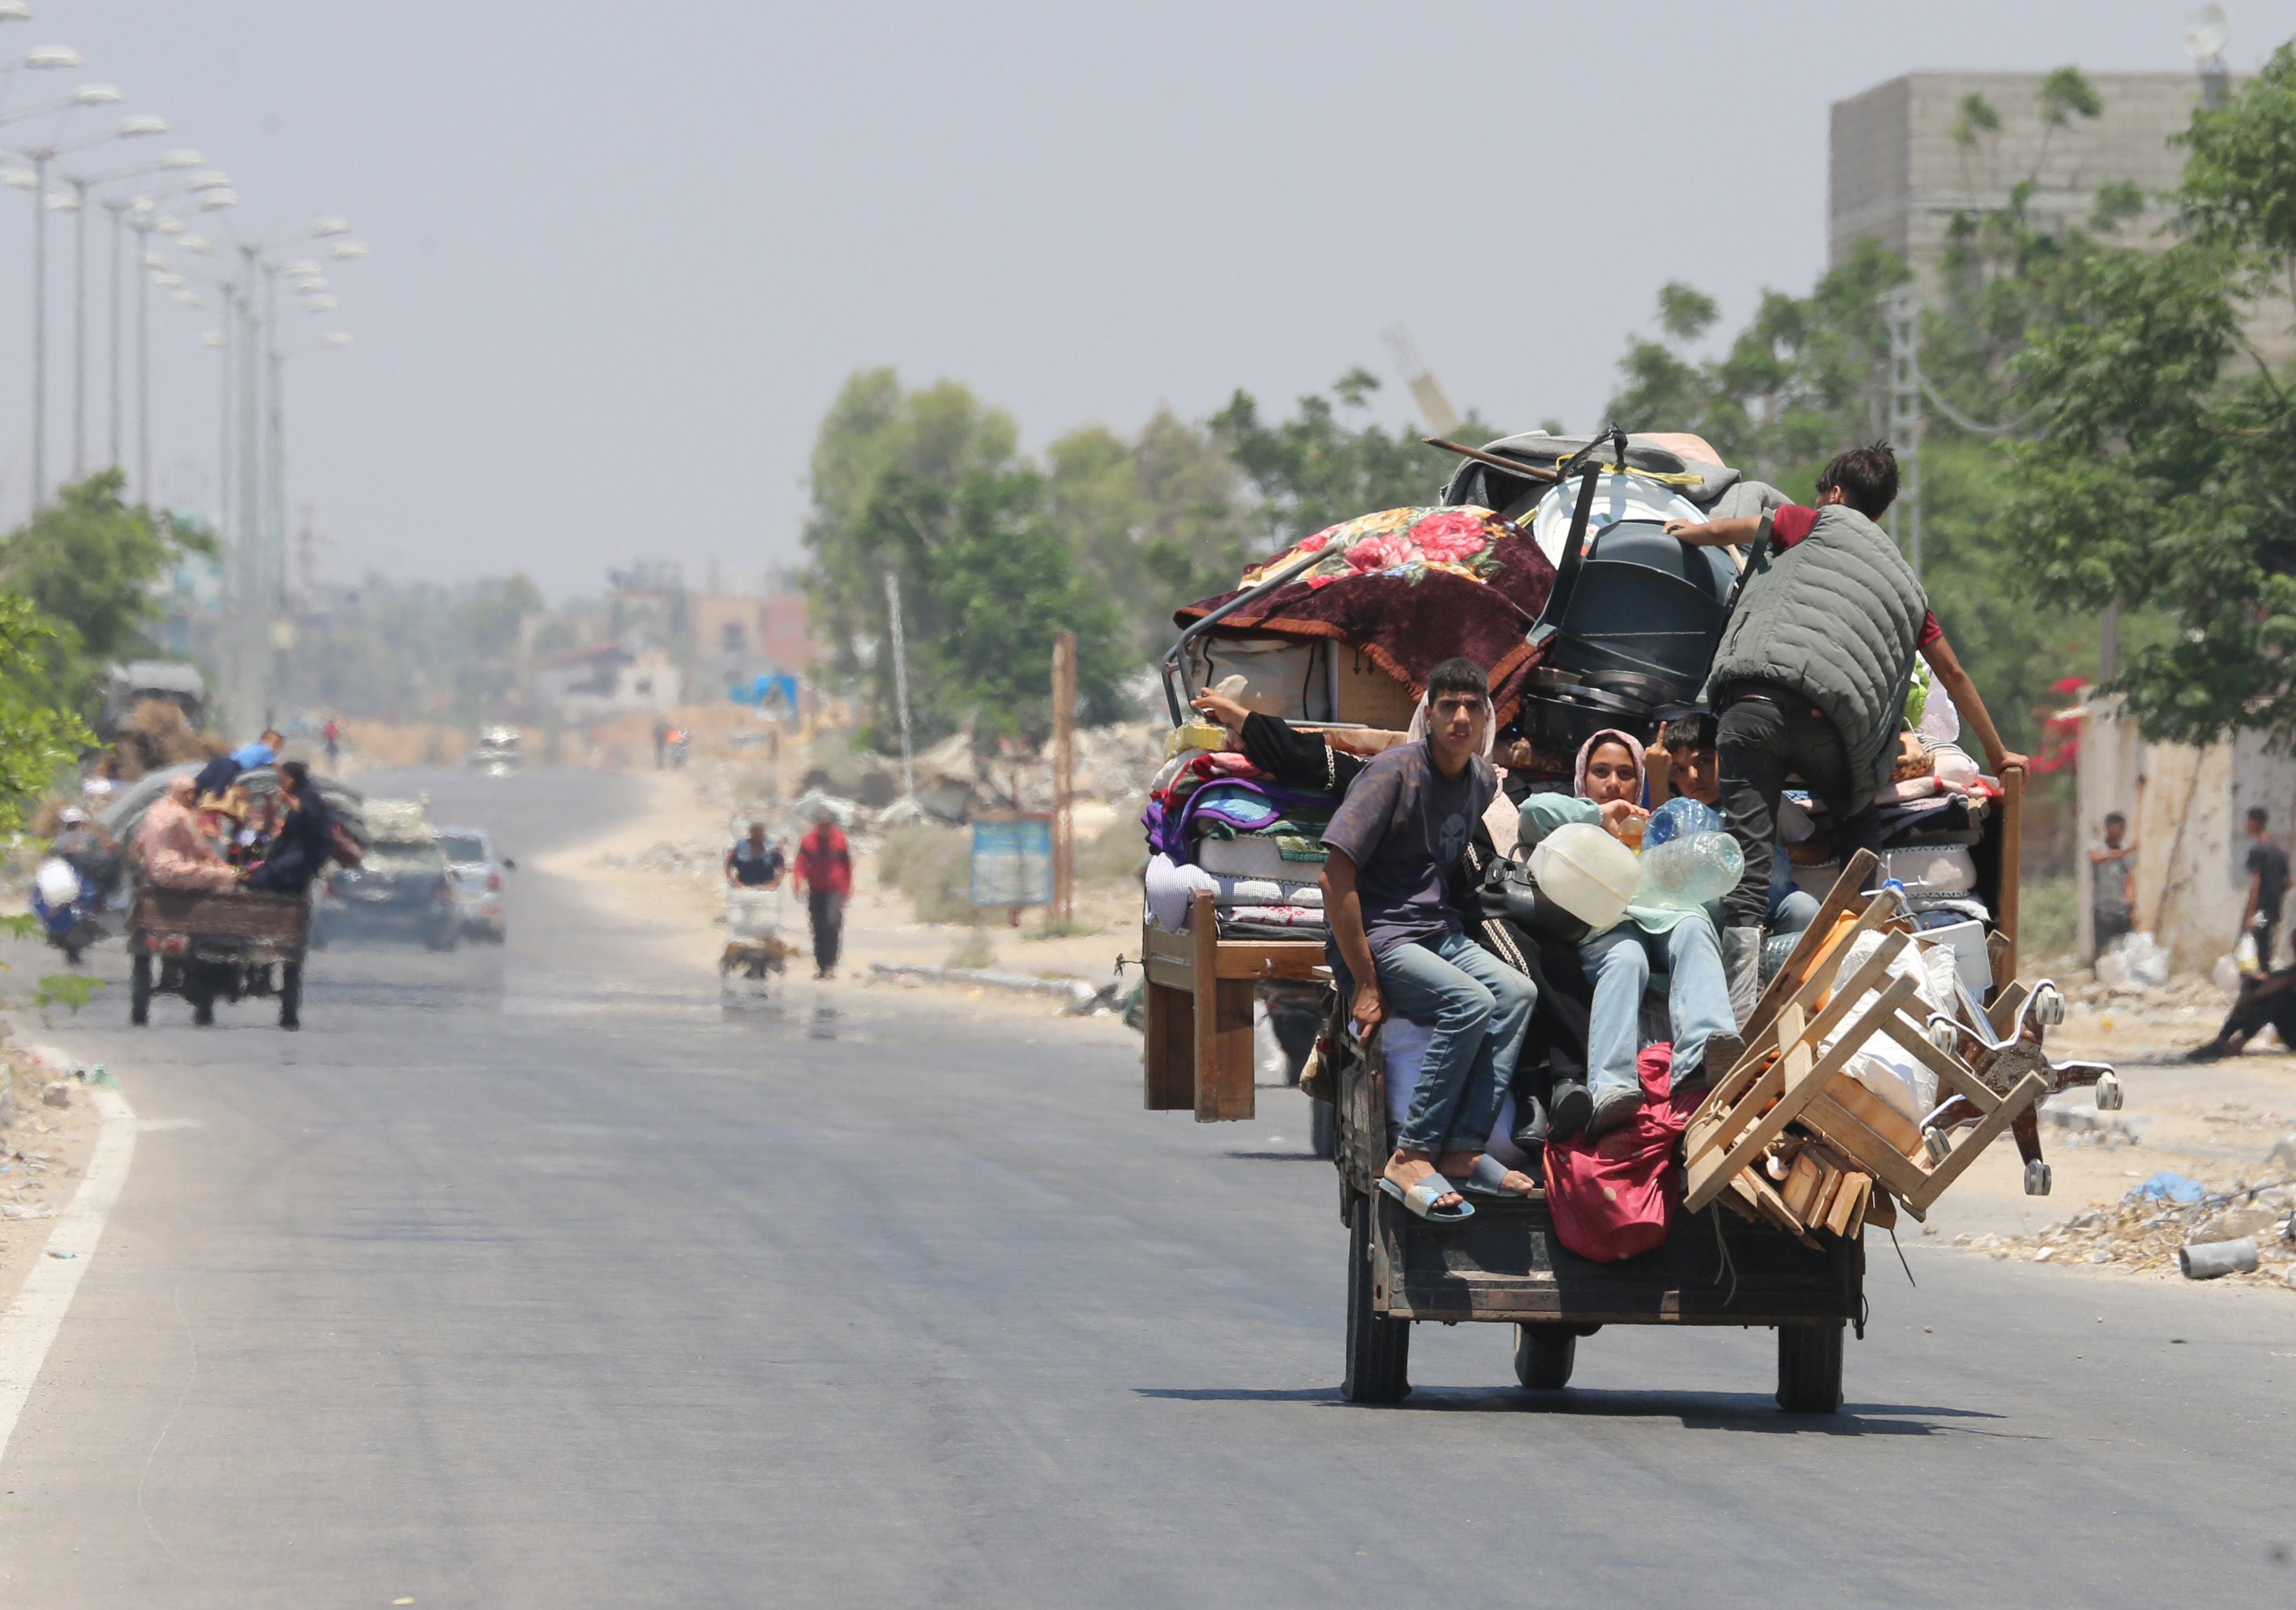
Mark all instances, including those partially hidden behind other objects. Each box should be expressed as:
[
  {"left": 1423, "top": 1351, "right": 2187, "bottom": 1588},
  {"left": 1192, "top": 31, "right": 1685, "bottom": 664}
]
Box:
[{"left": 1141, "top": 429, "right": 2117, "bottom": 1411}]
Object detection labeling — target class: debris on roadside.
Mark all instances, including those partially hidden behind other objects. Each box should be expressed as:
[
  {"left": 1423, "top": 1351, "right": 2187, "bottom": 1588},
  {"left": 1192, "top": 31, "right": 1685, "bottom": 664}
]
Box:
[{"left": 1952, "top": 1171, "right": 2296, "bottom": 1286}]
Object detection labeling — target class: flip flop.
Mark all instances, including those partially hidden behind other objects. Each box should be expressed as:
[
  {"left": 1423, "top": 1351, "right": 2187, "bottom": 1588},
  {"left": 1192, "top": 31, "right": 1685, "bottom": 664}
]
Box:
[
  {"left": 1463, "top": 1154, "right": 1537, "bottom": 1197},
  {"left": 1378, "top": 1171, "right": 1475, "bottom": 1223}
]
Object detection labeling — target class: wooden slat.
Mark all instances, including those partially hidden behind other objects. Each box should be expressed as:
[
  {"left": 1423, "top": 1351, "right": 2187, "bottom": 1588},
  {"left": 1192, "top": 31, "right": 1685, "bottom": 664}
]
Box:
[
  {"left": 1821, "top": 1071, "right": 1922, "bottom": 1155},
  {"left": 1741, "top": 850, "right": 1881, "bottom": 1042},
  {"left": 1800, "top": 1091, "right": 1932, "bottom": 1198},
  {"left": 1142, "top": 979, "right": 1194, "bottom": 1110},
  {"left": 1684, "top": 974, "right": 1922, "bottom": 1213},
  {"left": 1865, "top": 1186, "right": 1899, "bottom": 1231},
  {"left": 1212, "top": 941, "right": 1326, "bottom": 981},
  {"left": 1886, "top": 1008, "right": 2004, "bottom": 1111},
  {"left": 1905, "top": 1071, "right": 2048, "bottom": 1211},
  {"left": 1190, "top": 892, "right": 1256, "bottom": 1121},
  {"left": 1689, "top": 934, "right": 1911, "bottom": 1165}
]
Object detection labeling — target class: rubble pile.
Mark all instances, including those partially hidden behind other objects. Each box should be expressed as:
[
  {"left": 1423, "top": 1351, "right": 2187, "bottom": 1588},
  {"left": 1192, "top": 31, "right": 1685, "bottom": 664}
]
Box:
[{"left": 1955, "top": 1170, "right": 2296, "bottom": 1284}]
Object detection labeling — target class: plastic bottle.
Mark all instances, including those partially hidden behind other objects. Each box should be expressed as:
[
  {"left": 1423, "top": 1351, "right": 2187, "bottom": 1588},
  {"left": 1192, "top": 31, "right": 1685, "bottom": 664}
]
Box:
[
  {"left": 1633, "top": 830, "right": 1745, "bottom": 910},
  {"left": 1645, "top": 796, "right": 1724, "bottom": 847}
]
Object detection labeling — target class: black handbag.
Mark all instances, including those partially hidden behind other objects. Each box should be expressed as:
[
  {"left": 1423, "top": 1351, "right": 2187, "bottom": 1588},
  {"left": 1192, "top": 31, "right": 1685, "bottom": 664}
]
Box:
[{"left": 1469, "top": 842, "right": 1592, "bottom": 946}]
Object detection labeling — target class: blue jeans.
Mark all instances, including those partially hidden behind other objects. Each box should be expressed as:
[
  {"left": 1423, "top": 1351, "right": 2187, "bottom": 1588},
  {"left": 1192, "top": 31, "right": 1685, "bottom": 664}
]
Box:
[
  {"left": 1580, "top": 918, "right": 1736, "bottom": 1098},
  {"left": 1374, "top": 931, "right": 1536, "bottom": 1155}
]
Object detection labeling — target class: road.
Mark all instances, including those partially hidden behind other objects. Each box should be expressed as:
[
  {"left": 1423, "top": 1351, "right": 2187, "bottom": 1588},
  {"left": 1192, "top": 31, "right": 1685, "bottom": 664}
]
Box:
[{"left": 1, "top": 768, "right": 2290, "bottom": 1607}]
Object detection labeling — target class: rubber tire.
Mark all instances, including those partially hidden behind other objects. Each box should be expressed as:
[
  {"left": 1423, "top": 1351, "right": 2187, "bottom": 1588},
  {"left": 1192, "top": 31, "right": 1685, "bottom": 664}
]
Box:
[
  {"left": 1310, "top": 1099, "right": 1336, "bottom": 1160},
  {"left": 130, "top": 952, "right": 151, "bottom": 1026},
  {"left": 1342, "top": 1194, "right": 1411, "bottom": 1404},
  {"left": 1514, "top": 1324, "right": 1578, "bottom": 1390},
  {"left": 1776, "top": 1323, "right": 1845, "bottom": 1414},
  {"left": 279, "top": 962, "right": 302, "bottom": 1030}
]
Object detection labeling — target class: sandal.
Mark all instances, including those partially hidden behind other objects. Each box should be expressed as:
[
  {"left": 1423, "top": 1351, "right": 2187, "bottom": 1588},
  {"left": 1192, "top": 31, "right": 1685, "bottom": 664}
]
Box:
[{"left": 1377, "top": 1171, "right": 1474, "bottom": 1223}]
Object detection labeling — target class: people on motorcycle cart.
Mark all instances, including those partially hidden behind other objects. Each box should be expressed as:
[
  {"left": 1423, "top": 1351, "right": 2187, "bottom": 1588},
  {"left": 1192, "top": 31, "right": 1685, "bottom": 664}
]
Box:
[
  {"left": 725, "top": 822, "right": 785, "bottom": 889},
  {"left": 136, "top": 775, "right": 239, "bottom": 893},
  {"left": 247, "top": 761, "right": 333, "bottom": 894}
]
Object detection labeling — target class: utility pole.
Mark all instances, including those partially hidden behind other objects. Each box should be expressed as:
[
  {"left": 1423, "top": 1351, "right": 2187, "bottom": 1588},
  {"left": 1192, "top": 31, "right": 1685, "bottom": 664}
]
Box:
[
  {"left": 883, "top": 570, "right": 915, "bottom": 799},
  {"left": 1051, "top": 630, "right": 1076, "bottom": 926},
  {"left": 1884, "top": 284, "right": 1924, "bottom": 579}
]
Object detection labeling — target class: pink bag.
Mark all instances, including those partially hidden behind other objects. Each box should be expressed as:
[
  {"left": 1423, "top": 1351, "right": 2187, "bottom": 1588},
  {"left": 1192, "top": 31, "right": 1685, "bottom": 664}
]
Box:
[{"left": 1544, "top": 1043, "right": 1700, "bottom": 1262}]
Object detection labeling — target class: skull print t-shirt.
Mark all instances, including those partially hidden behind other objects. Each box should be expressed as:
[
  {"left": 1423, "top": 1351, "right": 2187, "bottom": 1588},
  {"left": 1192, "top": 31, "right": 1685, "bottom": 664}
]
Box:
[{"left": 1319, "top": 739, "right": 1495, "bottom": 958}]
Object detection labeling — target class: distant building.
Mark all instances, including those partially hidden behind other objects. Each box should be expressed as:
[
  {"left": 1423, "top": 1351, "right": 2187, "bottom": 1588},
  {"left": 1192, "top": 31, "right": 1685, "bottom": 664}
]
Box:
[
  {"left": 1829, "top": 71, "right": 2220, "bottom": 280},
  {"left": 532, "top": 644, "right": 684, "bottom": 718}
]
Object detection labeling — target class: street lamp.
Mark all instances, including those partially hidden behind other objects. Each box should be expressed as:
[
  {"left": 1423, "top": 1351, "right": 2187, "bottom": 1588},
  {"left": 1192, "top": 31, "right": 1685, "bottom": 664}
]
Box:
[
  {"left": 47, "top": 119, "right": 177, "bottom": 477},
  {"left": 3, "top": 88, "right": 162, "bottom": 508},
  {"left": 79, "top": 149, "right": 200, "bottom": 470}
]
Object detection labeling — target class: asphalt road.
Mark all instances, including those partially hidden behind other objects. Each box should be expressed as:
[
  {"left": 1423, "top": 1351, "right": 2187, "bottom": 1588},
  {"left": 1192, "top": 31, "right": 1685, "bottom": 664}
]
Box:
[{"left": 2, "top": 768, "right": 2290, "bottom": 1607}]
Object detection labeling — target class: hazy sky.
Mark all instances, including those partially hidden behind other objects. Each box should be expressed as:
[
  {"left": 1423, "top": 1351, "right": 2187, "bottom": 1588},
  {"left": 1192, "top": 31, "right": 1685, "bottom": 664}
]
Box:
[{"left": 0, "top": 1, "right": 2286, "bottom": 598}]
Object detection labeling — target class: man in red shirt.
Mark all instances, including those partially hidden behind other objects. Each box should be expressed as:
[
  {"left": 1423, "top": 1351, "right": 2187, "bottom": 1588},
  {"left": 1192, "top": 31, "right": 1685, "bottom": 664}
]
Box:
[{"left": 791, "top": 803, "right": 853, "bottom": 979}]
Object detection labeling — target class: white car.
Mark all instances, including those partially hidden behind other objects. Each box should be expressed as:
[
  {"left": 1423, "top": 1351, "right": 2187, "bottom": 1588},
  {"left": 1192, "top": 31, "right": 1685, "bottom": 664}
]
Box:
[{"left": 435, "top": 825, "right": 513, "bottom": 943}]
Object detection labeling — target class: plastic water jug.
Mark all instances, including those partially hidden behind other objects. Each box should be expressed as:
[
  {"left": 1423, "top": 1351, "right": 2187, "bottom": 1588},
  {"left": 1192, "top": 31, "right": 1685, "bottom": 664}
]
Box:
[
  {"left": 1645, "top": 796, "right": 1723, "bottom": 847},
  {"left": 1528, "top": 821, "right": 1639, "bottom": 930},
  {"left": 35, "top": 857, "right": 81, "bottom": 908},
  {"left": 1634, "top": 830, "right": 1744, "bottom": 910}
]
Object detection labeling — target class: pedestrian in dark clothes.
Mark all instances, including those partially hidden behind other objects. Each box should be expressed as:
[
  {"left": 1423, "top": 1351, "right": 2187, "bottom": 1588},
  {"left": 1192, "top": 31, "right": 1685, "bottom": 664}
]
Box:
[{"left": 2242, "top": 806, "right": 2289, "bottom": 971}]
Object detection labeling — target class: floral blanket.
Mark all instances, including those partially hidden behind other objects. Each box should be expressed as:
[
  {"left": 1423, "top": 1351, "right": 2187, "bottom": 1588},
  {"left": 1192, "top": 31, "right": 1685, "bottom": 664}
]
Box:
[{"left": 1177, "top": 506, "right": 1557, "bottom": 723}]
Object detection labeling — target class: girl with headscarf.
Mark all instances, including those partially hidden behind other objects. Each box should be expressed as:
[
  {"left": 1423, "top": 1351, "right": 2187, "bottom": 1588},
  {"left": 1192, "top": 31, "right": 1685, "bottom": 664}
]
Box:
[{"left": 1515, "top": 729, "right": 1741, "bottom": 1138}]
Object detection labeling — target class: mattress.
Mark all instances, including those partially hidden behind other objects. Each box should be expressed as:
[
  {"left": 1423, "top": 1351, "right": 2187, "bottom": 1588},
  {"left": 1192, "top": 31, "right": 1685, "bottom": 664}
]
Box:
[{"left": 1196, "top": 833, "right": 1329, "bottom": 883}]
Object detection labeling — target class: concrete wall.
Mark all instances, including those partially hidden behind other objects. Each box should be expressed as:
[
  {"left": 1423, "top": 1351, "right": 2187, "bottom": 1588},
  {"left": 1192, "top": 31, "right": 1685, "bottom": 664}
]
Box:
[
  {"left": 2075, "top": 698, "right": 2296, "bottom": 973},
  {"left": 1830, "top": 71, "right": 2208, "bottom": 279}
]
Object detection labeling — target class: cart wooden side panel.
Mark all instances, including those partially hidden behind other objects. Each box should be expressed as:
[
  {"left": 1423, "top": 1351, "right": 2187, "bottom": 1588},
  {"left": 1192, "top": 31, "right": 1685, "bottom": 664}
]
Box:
[
  {"left": 131, "top": 885, "right": 309, "bottom": 948},
  {"left": 1141, "top": 891, "right": 1325, "bottom": 1121}
]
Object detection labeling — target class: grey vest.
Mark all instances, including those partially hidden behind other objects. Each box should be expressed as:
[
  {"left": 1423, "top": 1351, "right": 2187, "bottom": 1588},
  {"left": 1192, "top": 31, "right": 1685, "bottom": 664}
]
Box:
[{"left": 1707, "top": 505, "right": 1929, "bottom": 803}]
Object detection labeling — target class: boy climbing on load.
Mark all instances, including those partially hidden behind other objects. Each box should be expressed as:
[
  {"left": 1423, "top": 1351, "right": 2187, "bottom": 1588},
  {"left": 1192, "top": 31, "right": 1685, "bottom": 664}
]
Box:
[
  {"left": 1666, "top": 441, "right": 2025, "bottom": 1014},
  {"left": 1321, "top": 657, "right": 1537, "bottom": 1222}
]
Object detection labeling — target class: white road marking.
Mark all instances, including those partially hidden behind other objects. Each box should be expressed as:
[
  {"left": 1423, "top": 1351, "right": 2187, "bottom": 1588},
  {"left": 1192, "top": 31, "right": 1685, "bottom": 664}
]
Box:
[{"left": 0, "top": 1084, "right": 138, "bottom": 1461}]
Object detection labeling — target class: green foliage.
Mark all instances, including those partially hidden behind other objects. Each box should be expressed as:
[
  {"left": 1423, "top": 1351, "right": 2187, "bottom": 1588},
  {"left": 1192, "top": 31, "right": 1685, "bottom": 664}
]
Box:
[
  {"left": 0, "top": 594, "right": 93, "bottom": 836},
  {"left": 1209, "top": 370, "right": 1472, "bottom": 543},
  {"left": 0, "top": 469, "right": 213, "bottom": 712},
  {"left": 1656, "top": 281, "right": 1719, "bottom": 342},
  {"left": 32, "top": 974, "right": 104, "bottom": 1015},
  {"left": 1997, "top": 44, "right": 2296, "bottom": 747}
]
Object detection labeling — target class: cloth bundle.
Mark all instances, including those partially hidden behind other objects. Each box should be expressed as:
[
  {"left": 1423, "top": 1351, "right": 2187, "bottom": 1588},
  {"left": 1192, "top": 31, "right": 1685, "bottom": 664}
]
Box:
[{"left": 1141, "top": 731, "right": 1342, "bottom": 940}]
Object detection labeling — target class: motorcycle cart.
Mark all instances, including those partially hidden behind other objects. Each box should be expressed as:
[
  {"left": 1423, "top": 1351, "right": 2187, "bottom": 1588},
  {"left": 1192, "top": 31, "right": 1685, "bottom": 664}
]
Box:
[{"left": 128, "top": 884, "right": 310, "bottom": 1029}]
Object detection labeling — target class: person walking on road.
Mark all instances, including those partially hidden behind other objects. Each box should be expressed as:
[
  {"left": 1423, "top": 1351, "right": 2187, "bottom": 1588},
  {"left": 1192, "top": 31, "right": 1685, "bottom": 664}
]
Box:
[
  {"left": 792, "top": 804, "right": 851, "bottom": 979},
  {"left": 2089, "top": 812, "right": 2136, "bottom": 960},
  {"left": 323, "top": 717, "right": 342, "bottom": 772},
  {"left": 2241, "top": 806, "right": 2288, "bottom": 970}
]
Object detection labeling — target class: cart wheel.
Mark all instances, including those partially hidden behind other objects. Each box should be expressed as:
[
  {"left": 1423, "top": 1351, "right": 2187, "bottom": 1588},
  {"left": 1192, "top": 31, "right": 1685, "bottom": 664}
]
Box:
[
  {"left": 1310, "top": 1099, "right": 1335, "bottom": 1161},
  {"left": 1514, "top": 1324, "right": 1577, "bottom": 1391},
  {"left": 2094, "top": 1073, "right": 2122, "bottom": 1111},
  {"left": 130, "top": 952, "right": 151, "bottom": 1026},
  {"left": 2024, "top": 1159, "right": 2053, "bottom": 1197},
  {"left": 1342, "top": 1194, "right": 1410, "bottom": 1404},
  {"left": 2030, "top": 983, "right": 2065, "bottom": 1028},
  {"left": 279, "top": 962, "right": 302, "bottom": 1031},
  {"left": 1776, "top": 1323, "right": 1844, "bottom": 1414}
]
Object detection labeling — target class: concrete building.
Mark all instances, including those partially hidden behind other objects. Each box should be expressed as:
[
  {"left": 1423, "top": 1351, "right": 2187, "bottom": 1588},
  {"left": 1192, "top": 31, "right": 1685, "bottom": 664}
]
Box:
[{"left": 1829, "top": 71, "right": 2217, "bottom": 279}]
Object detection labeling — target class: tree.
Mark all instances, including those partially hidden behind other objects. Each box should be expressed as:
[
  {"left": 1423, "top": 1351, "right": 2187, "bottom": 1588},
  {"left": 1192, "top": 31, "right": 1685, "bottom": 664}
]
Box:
[
  {"left": 0, "top": 469, "right": 216, "bottom": 713},
  {"left": 0, "top": 594, "right": 90, "bottom": 836},
  {"left": 1996, "top": 44, "right": 2296, "bottom": 747},
  {"left": 801, "top": 369, "right": 1131, "bottom": 746}
]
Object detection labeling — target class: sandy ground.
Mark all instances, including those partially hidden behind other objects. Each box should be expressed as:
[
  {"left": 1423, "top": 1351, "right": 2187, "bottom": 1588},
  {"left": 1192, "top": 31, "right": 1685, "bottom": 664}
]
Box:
[
  {"left": 0, "top": 1033, "right": 104, "bottom": 1321},
  {"left": 535, "top": 770, "right": 1139, "bottom": 1027}
]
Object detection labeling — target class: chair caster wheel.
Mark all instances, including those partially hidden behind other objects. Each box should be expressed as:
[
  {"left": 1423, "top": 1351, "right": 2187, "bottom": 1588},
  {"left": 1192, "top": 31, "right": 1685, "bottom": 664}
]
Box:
[
  {"left": 2094, "top": 1072, "right": 2123, "bottom": 1111},
  {"left": 2030, "top": 983, "right": 2064, "bottom": 1028},
  {"left": 1923, "top": 1127, "right": 1952, "bottom": 1165},
  {"left": 1927, "top": 1018, "right": 1960, "bottom": 1054},
  {"left": 2024, "top": 1159, "right": 2053, "bottom": 1196}
]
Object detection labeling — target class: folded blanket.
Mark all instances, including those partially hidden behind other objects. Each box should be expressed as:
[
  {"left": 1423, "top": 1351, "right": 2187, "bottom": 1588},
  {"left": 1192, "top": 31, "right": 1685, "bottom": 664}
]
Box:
[
  {"left": 1219, "top": 904, "right": 1326, "bottom": 928},
  {"left": 1196, "top": 832, "right": 1330, "bottom": 884},
  {"left": 1214, "top": 877, "right": 1322, "bottom": 909},
  {"left": 1145, "top": 854, "right": 1327, "bottom": 931}
]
